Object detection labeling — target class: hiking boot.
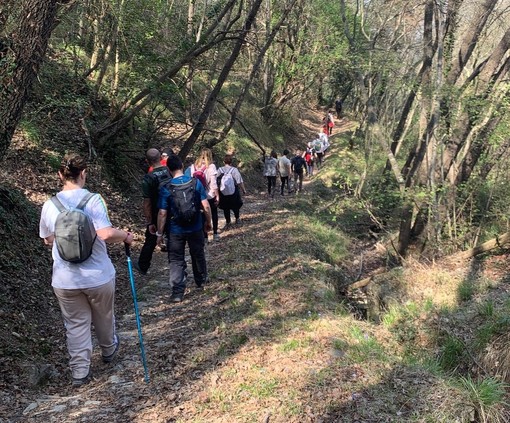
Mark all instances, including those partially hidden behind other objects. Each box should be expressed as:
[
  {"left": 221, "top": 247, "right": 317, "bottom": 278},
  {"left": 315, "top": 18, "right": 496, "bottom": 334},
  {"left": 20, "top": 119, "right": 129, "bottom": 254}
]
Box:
[
  {"left": 213, "top": 233, "right": 220, "bottom": 241},
  {"left": 72, "top": 370, "right": 93, "bottom": 388},
  {"left": 132, "top": 261, "right": 147, "bottom": 275},
  {"left": 170, "top": 294, "right": 183, "bottom": 303},
  {"left": 102, "top": 336, "right": 120, "bottom": 363}
]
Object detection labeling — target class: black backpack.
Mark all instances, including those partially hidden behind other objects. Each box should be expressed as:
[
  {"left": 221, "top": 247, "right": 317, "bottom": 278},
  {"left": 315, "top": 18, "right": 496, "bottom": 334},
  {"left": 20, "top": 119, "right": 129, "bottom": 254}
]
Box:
[{"left": 166, "top": 178, "right": 200, "bottom": 227}]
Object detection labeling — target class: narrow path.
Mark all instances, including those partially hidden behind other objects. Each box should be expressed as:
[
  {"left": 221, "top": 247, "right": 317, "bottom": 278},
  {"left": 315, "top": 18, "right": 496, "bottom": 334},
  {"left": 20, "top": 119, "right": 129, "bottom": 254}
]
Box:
[{"left": 18, "top": 119, "right": 361, "bottom": 423}]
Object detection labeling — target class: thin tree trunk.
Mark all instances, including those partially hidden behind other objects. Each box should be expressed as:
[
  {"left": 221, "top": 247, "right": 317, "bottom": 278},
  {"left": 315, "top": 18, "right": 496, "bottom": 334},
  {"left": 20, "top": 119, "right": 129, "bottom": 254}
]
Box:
[
  {"left": 178, "top": 0, "right": 265, "bottom": 160},
  {"left": 207, "top": 0, "right": 298, "bottom": 149},
  {"left": 93, "top": 0, "right": 239, "bottom": 145},
  {"left": 0, "top": 0, "right": 60, "bottom": 159}
]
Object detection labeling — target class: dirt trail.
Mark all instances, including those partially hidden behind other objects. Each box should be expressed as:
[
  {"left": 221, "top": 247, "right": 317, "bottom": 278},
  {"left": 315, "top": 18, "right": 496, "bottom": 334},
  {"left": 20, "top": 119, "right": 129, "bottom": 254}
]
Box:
[{"left": 14, "top": 115, "right": 360, "bottom": 423}]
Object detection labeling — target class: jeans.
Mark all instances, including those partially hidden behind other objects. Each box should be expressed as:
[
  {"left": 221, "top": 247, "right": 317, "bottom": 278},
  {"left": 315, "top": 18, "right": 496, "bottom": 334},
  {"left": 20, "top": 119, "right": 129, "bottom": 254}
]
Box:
[
  {"left": 208, "top": 198, "right": 219, "bottom": 234},
  {"left": 306, "top": 163, "right": 314, "bottom": 176},
  {"left": 168, "top": 231, "right": 207, "bottom": 295},
  {"left": 316, "top": 152, "right": 324, "bottom": 169},
  {"left": 280, "top": 176, "right": 290, "bottom": 194},
  {"left": 293, "top": 171, "right": 303, "bottom": 192},
  {"left": 267, "top": 176, "right": 277, "bottom": 196}
]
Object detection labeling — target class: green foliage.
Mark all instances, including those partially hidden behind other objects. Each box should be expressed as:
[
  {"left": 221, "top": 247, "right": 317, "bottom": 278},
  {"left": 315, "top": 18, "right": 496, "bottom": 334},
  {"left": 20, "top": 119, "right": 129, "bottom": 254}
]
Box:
[
  {"left": 475, "top": 315, "right": 510, "bottom": 350},
  {"left": 457, "top": 279, "right": 476, "bottom": 302},
  {"left": 239, "top": 377, "right": 280, "bottom": 398},
  {"left": 438, "top": 334, "right": 465, "bottom": 371},
  {"left": 18, "top": 120, "right": 41, "bottom": 144},
  {"left": 348, "top": 326, "right": 386, "bottom": 362},
  {"left": 458, "top": 376, "right": 509, "bottom": 423}
]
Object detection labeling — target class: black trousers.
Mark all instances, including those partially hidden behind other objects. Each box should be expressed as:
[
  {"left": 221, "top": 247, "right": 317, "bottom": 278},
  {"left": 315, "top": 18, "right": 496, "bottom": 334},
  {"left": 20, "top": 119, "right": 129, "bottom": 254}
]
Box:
[
  {"left": 138, "top": 227, "right": 157, "bottom": 272},
  {"left": 168, "top": 230, "right": 207, "bottom": 295}
]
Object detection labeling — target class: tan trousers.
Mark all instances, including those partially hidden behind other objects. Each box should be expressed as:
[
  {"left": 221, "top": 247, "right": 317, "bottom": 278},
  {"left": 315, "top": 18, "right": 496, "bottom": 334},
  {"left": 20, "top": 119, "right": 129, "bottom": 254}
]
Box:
[{"left": 53, "top": 278, "right": 117, "bottom": 379}]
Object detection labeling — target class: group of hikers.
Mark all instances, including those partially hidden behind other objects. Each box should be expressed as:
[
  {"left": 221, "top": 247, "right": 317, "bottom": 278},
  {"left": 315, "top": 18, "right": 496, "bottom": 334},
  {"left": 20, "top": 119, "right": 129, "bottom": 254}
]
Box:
[
  {"left": 37, "top": 104, "right": 343, "bottom": 387},
  {"left": 262, "top": 110, "right": 335, "bottom": 197},
  {"left": 39, "top": 148, "right": 247, "bottom": 387}
]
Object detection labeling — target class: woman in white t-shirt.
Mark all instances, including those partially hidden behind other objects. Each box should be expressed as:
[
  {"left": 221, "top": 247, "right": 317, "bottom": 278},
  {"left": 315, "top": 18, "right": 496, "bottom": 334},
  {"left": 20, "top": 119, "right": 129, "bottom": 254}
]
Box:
[
  {"left": 217, "top": 154, "right": 246, "bottom": 228},
  {"left": 263, "top": 150, "right": 278, "bottom": 198},
  {"left": 39, "top": 154, "right": 134, "bottom": 387}
]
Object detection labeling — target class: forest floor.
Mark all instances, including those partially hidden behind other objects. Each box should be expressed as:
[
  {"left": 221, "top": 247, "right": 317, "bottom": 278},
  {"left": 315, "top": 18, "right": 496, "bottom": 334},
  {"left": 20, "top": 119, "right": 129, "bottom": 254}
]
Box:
[{"left": 3, "top": 111, "right": 510, "bottom": 422}]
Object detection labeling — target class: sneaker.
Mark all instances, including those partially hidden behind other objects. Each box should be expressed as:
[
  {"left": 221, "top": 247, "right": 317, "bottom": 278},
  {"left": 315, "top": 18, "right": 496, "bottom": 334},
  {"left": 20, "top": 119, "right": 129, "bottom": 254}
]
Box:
[
  {"left": 72, "top": 370, "right": 93, "bottom": 388},
  {"left": 235, "top": 218, "right": 242, "bottom": 225},
  {"left": 213, "top": 234, "right": 220, "bottom": 241},
  {"left": 222, "top": 223, "right": 232, "bottom": 231},
  {"left": 102, "top": 336, "right": 120, "bottom": 363},
  {"left": 132, "top": 261, "right": 147, "bottom": 275},
  {"left": 170, "top": 294, "right": 183, "bottom": 303}
]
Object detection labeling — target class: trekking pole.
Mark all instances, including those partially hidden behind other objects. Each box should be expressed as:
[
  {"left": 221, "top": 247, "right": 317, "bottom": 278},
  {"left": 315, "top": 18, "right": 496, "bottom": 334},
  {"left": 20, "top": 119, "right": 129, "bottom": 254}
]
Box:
[{"left": 125, "top": 243, "right": 150, "bottom": 383}]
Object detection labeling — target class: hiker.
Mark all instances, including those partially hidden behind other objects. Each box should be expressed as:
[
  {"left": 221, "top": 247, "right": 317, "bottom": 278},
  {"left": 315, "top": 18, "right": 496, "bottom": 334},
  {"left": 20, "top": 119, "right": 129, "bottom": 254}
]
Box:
[
  {"left": 187, "top": 148, "right": 220, "bottom": 241},
  {"left": 148, "top": 147, "right": 173, "bottom": 172},
  {"left": 335, "top": 98, "right": 343, "bottom": 119},
  {"left": 217, "top": 154, "right": 246, "bottom": 228},
  {"left": 319, "top": 131, "right": 330, "bottom": 156},
  {"left": 291, "top": 150, "right": 306, "bottom": 193},
  {"left": 312, "top": 136, "right": 324, "bottom": 169},
  {"left": 278, "top": 149, "right": 292, "bottom": 195},
  {"left": 327, "top": 110, "right": 335, "bottom": 135},
  {"left": 135, "top": 148, "right": 170, "bottom": 275},
  {"left": 39, "top": 153, "right": 133, "bottom": 387},
  {"left": 156, "top": 154, "right": 212, "bottom": 303},
  {"left": 263, "top": 150, "right": 278, "bottom": 198},
  {"left": 304, "top": 142, "right": 315, "bottom": 177}
]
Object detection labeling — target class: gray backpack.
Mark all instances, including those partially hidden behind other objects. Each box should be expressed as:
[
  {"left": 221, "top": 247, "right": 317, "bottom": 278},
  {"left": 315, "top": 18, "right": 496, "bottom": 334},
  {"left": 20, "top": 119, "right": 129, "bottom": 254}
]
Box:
[{"left": 50, "top": 193, "right": 97, "bottom": 263}]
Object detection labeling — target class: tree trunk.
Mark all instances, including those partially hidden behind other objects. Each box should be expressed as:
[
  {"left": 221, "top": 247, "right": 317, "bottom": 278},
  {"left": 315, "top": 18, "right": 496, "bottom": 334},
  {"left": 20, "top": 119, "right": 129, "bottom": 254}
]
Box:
[
  {"left": 206, "top": 0, "right": 298, "bottom": 149},
  {"left": 178, "top": 0, "right": 265, "bottom": 160},
  {"left": 93, "top": 0, "right": 239, "bottom": 146},
  {"left": 0, "top": 0, "right": 60, "bottom": 160}
]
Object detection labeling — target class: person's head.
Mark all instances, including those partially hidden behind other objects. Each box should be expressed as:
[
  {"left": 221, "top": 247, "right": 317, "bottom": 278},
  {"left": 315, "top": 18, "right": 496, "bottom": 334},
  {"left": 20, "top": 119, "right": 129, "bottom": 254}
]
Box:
[
  {"left": 283, "top": 149, "right": 289, "bottom": 156},
  {"left": 146, "top": 148, "right": 161, "bottom": 166},
  {"left": 295, "top": 150, "right": 301, "bottom": 156},
  {"left": 58, "top": 154, "right": 87, "bottom": 183},
  {"left": 270, "top": 150, "right": 277, "bottom": 159},
  {"left": 166, "top": 153, "right": 183, "bottom": 173},
  {"left": 196, "top": 148, "right": 213, "bottom": 167},
  {"left": 162, "top": 147, "right": 174, "bottom": 158},
  {"left": 308, "top": 142, "right": 312, "bottom": 148},
  {"left": 224, "top": 154, "right": 233, "bottom": 165}
]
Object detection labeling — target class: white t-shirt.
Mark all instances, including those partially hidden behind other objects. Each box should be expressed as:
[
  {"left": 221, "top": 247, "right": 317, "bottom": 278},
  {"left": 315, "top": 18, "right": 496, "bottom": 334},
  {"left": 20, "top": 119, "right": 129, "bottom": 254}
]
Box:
[
  {"left": 278, "top": 156, "right": 291, "bottom": 177},
  {"left": 39, "top": 188, "right": 116, "bottom": 289}
]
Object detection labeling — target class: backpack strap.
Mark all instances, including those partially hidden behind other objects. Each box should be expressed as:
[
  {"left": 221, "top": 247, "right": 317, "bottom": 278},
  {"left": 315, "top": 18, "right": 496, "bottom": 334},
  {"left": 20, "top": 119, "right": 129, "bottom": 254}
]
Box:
[
  {"left": 50, "top": 195, "right": 66, "bottom": 212},
  {"left": 76, "top": 192, "right": 96, "bottom": 210},
  {"left": 51, "top": 192, "right": 95, "bottom": 212}
]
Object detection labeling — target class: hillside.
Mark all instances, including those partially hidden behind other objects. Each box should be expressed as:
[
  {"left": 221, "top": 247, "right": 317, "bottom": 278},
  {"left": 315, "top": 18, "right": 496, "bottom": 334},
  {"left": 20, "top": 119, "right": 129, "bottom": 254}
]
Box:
[{"left": 2, "top": 114, "right": 510, "bottom": 422}]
